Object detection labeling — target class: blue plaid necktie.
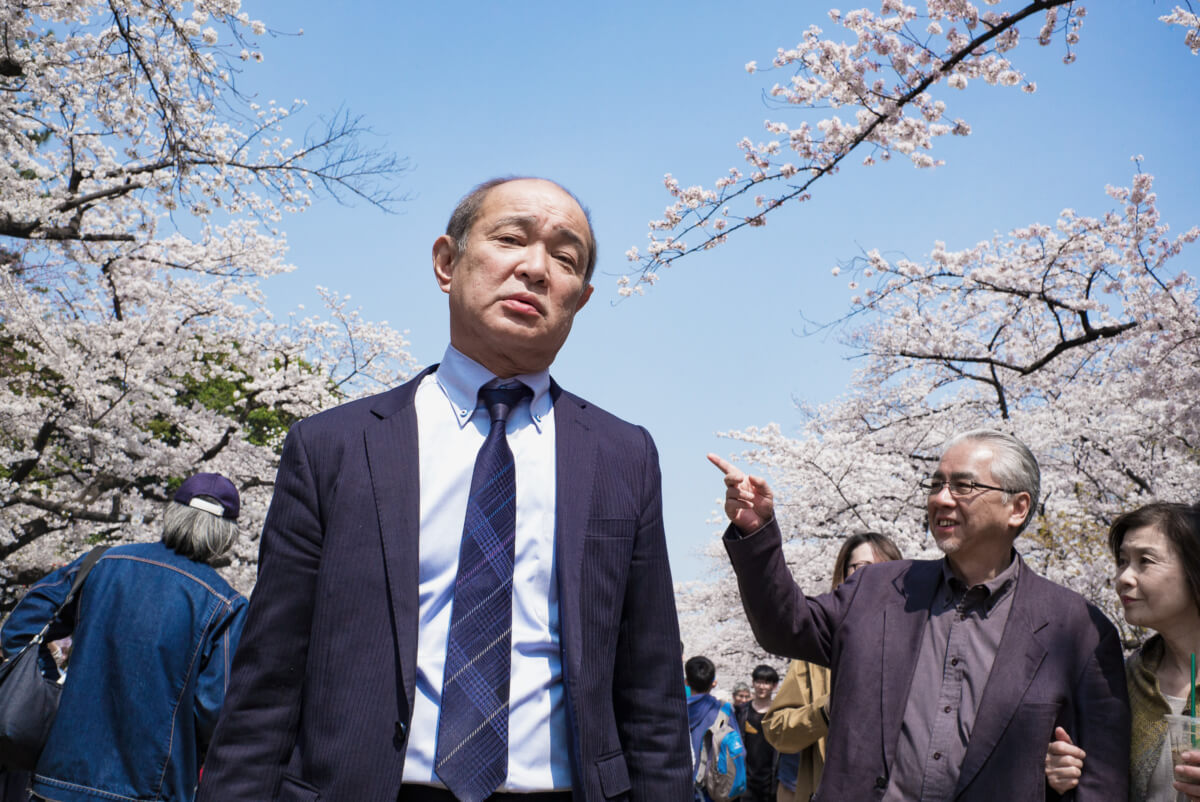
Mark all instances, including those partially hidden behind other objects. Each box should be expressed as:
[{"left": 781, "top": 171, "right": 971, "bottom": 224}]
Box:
[{"left": 435, "top": 383, "right": 530, "bottom": 802}]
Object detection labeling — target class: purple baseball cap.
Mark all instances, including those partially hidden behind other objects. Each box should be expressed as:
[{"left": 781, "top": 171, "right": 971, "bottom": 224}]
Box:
[{"left": 173, "top": 473, "right": 240, "bottom": 520}]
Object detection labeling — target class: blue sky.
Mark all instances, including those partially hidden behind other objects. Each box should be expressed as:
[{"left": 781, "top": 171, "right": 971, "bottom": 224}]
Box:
[{"left": 245, "top": 1, "right": 1199, "bottom": 582}]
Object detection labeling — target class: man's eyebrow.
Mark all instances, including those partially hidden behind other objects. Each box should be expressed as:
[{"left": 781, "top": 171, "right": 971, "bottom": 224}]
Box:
[
  {"left": 490, "top": 214, "right": 537, "bottom": 231},
  {"left": 490, "top": 214, "right": 587, "bottom": 252}
]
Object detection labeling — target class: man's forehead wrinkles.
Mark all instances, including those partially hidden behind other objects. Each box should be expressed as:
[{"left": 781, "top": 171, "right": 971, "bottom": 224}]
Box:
[{"left": 490, "top": 213, "right": 587, "bottom": 249}]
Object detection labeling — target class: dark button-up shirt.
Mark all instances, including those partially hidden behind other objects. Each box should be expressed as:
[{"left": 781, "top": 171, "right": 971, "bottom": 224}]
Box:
[{"left": 881, "top": 553, "right": 1021, "bottom": 801}]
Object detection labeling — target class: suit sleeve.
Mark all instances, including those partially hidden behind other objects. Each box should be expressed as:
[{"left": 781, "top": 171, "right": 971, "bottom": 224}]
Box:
[
  {"left": 1070, "top": 606, "right": 1131, "bottom": 800},
  {"left": 762, "top": 659, "right": 829, "bottom": 754},
  {"left": 198, "top": 424, "right": 325, "bottom": 801},
  {"left": 612, "top": 427, "right": 693, "bottom": 799},
  {"left": 723, "top": 518, "right": 846, "bottom": 666}
]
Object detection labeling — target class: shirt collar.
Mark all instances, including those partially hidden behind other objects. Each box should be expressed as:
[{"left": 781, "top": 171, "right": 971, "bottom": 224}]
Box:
[
  {"left": 435, "top": 344, "right": 552, "bottom": 431},
  {"left": 940, "top": 551, "right": 1021, "bottom": 612}
]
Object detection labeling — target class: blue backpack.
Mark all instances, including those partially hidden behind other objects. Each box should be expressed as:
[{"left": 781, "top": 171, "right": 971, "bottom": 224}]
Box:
[{"left": 694, "top": 702, "right": 746, "bottom": 802}]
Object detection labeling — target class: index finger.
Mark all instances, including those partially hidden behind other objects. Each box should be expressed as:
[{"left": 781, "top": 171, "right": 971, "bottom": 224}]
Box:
[{"left": 707, "top": 453, "right": 739, "bottom": 477}]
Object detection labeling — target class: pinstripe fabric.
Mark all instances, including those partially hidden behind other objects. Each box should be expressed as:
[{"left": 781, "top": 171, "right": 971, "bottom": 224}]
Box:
[
  {"left": 435, "top": 384, "right": 530, "bottom": 802},
  {"left": 197, "top": 370, "right": 694, "bottom": 802}
]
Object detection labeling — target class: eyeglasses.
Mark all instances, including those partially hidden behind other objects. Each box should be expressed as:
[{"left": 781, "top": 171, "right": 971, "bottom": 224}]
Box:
[{"left": 919, "top": 479, "right": 1013, "bottom": 497}]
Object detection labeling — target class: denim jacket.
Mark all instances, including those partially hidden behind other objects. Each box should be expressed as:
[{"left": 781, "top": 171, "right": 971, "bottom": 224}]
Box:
[{"left": 1, "top": 541, "right": 247, "bottom": 802}]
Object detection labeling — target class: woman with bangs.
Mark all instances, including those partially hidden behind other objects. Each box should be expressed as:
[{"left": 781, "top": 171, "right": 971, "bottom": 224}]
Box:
[{"left": 1046, "top": 502, "right": 1200, "bottom": 801}]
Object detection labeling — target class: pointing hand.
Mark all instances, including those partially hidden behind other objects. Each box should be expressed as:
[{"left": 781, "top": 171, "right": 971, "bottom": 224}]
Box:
[{"left": 707, "top": 453, "right": 774, "bottom": 535}]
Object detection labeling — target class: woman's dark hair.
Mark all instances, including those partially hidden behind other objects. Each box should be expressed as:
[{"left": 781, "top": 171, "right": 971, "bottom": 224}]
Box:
[
  {"left": 1109, "top": 502, "right": 1200, "bottom": 615},
  {"left": 832, "top": 531, "right": 903, "bottom": 589}
]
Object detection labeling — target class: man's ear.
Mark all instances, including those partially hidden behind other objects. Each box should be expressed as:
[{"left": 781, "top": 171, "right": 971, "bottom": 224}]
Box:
[
  {"left": 1009, "top": 491, "right": 1032, "bottom": 530},
  {"left": 574, "top": 283, "right": 594, "bottom": 313},
  {"left": 433, "top": 235, "right": 457, "bottom": 294}
]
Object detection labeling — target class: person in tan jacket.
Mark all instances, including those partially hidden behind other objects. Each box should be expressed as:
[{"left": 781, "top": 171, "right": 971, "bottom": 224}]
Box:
[{"left": 761, "top": 532, "right": 902, "bottom": 801}]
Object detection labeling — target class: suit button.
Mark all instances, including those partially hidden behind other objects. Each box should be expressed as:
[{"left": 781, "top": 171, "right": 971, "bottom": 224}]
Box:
[
  {"left": 874, "top": 777, "right": 887, "bottom": 789},
  {"left": 393, "top": 721, "right": 407, "bottom": 750}
]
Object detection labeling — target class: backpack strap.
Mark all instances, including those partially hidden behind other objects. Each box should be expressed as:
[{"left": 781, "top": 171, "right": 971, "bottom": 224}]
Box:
[{"left": 28, "top": 545, "right": 111, "bottom": 646}]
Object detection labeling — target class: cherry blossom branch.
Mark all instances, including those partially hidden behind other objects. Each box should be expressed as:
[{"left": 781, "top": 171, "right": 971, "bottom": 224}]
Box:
[{"left": 622, "top": 1, "right": 1083, "bottom": 292}]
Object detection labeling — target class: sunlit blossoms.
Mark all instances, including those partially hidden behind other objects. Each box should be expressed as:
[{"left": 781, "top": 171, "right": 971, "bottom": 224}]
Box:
[
  {"left": 1160, "top": 5, "right": 1200, "bottom": 54},
  {"left": 623, "top": 1, "right": 1195, "bottom": 293},
  {"left": 0, "top": 0, "right": 411, "bottom": 611},
  {"left": 687, "top": 172, "right": 1199, "bottom": 675}
]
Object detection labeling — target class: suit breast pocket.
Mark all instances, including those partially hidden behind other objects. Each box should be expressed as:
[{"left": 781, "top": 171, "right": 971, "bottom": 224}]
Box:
[
  {"left": 580, "top": 519, "right": 636, "bottom": 636},
  {"left": 586, "top": 518, "right": 635, "bottom": 539}
]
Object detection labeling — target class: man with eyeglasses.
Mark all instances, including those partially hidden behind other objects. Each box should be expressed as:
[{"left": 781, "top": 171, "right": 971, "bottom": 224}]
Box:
[{"left": 709, "top": 428, "right": 1129, "bottom": 801}]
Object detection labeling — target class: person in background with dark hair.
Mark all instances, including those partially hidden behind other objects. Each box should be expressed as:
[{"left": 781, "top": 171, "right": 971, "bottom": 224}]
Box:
[
  {"left": 686, "top": 656, "right": 744, "bottom": 802},
  {"left": 763, "top": 532, "right": 903, "bottom": 801},
  {"left": 736, "top": 664, "right": 780, "bottom": 802},
  {"left": 0, "top": 473, "right": 247, "bottom": 802},
  {"left": 1046, "top": 502, "right": 1200, "bottom": 801},
  {"left": 687, "top": 656, "right": 721, "bottom": 765}
]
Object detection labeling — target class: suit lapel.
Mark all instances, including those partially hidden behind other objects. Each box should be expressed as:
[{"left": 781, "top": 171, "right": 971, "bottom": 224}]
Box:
[
  {"left": 551, "top": 383, "right": 596, "bottom": 772},
  {"left": 365, "top": 367, "right": 433, "bottom": 718},
  {"left": 881, "top": 561, "right": 940, "bottom": 770},
  {"left": 952, "top": 560, "right": 1049, "bottom": 798}
]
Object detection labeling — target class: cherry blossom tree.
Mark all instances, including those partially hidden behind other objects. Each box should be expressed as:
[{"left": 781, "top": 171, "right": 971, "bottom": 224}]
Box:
[
  {"left": 622, "top": 0, "right": 1199, "bottom": 294},
  {"left": 687, "top": 170, "right": 1199, "bottom": 677},
  {"left": 0, "top": 0, "right": 414, "bottom": 613}
]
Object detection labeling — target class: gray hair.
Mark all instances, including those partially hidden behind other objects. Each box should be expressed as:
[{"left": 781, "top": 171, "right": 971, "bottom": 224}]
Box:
[
  {"left": 162, "top": 498, "right": 238, "bottom": 564},
  {"left": 944, "top": 428, "right": 1041, "bottom": 534},
  {"left": 445, "top": 176, "right": 598, "bottom": 284}
]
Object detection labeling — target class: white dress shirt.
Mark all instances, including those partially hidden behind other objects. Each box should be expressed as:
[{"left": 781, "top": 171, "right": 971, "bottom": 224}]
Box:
[{"left": 401, "top": 345, "right": 570, "bottom": 791}]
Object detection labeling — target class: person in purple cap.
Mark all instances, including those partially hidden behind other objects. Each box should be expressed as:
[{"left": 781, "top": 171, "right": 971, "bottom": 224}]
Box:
[{"left": 0, "top": 472, "right": 249, "bottom": 802}]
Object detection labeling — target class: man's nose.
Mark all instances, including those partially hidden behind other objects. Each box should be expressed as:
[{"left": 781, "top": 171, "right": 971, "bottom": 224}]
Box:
[{"left": 516, "top": 244, "right": 549, "bottom": 283}]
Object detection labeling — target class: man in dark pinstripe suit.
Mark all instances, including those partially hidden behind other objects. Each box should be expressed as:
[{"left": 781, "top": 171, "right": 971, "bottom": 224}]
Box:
[{"left": 198, "top": 177, "right": 691, "bottom": 802}]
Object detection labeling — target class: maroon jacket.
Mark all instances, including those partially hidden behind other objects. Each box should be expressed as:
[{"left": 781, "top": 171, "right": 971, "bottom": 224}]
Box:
[{"left": 725, "top": 520, "right": 1129, "bottom": 801}]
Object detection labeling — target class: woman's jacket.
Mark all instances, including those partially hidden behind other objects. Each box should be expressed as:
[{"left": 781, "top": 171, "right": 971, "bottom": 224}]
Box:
[{"left": 761, "top": 659, "right": 831, "bottom": 801}]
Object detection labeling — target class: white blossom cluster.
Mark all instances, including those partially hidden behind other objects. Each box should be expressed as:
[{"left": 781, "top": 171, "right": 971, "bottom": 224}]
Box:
[
  {"left": 0, "top": 1, "right": 411, "bottom": 611},
  {"left": 622, "top": 1, "right": 1194, "bottom": 290},
  {"left": 685, "top": 171, "right": 1200, "bottom": 672},
  {"left": 1160, "top": 5, "right": 1200, "bottom": 54}
]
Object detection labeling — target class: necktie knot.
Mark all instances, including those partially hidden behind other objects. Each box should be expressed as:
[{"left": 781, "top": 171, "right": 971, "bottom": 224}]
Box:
[{"left": 479, "top": 384, "right": 531, "bottom": 427}]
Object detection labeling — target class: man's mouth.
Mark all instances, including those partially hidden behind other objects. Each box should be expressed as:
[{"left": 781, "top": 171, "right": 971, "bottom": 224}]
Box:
[{"left": 503, "top": 293, "right": 543, "bottom": 315}]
